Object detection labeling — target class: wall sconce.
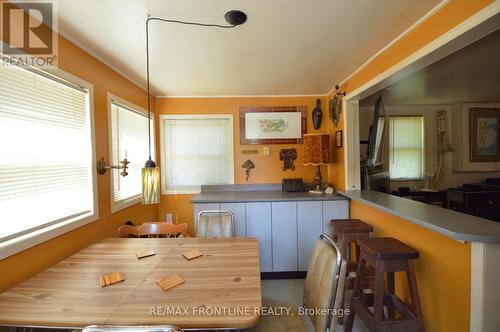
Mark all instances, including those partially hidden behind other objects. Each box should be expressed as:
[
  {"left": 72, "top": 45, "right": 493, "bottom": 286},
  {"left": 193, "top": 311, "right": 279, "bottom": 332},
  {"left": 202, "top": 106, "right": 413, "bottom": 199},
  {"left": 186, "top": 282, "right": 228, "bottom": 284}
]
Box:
[{"left": 96, "top": 157, "right": 130, "bottom": 177}]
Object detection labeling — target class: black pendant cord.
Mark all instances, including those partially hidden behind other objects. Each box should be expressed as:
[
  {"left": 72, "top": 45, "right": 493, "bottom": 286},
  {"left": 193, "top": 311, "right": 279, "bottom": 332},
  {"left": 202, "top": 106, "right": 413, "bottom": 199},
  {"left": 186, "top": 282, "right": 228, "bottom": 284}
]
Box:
[{"left": 144, "top": 16, "right": 238, "bottom": 165}]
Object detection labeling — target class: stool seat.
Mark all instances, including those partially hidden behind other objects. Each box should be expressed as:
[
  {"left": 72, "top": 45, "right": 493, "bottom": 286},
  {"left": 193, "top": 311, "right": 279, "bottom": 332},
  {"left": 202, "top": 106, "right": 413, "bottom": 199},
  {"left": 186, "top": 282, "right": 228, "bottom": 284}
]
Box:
[
  {"left": 357, "top": 237, "right": 419, "bottom": 260},
  {"left": 331, "top": 219, "right": 373, "bottom": 234}
]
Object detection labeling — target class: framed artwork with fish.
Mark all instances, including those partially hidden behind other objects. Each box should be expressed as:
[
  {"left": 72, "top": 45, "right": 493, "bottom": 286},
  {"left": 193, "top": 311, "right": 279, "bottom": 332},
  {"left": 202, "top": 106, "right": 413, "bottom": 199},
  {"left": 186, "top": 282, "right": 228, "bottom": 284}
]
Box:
[
  {"left": 470, "top": 108, "right": 500, "bottom": 162},
  {"left": 240, "top": 106, "right": 307, "bottom": 144}
]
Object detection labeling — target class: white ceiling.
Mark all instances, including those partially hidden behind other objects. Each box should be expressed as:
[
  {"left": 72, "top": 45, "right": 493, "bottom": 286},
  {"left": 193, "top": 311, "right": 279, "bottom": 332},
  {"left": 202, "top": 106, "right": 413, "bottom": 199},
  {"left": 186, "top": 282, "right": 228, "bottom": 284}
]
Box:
[
  {"left": 361, "top": 27, "right": 500, "bottom": 106},
  {"left": 57, "top": 0, "right": 443, "bottom": 97}
]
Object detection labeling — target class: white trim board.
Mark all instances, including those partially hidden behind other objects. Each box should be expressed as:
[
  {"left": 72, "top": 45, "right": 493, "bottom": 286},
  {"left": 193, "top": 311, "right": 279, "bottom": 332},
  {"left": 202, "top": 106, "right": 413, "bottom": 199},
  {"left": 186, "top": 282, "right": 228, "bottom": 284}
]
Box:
[{"left": 344, "top": 3, "right": 500, "bottom": 101}]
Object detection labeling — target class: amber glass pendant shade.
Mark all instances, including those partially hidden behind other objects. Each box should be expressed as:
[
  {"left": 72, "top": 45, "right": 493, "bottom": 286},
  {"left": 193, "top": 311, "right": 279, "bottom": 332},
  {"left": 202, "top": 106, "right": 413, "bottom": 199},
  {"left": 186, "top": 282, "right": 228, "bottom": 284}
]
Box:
[{"left": 141, "top": 166, "right": 159, "bottom": 204}]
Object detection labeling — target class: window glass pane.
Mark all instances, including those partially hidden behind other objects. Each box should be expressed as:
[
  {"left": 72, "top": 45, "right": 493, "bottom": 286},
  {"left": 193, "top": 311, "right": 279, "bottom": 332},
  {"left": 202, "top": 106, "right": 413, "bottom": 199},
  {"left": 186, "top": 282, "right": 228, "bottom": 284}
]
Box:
[
  {"left": 0, "top": 64, "right": 94, "bottom": 240},
  {"left": 389, "top": 116, "right": 424, "bottom": 180},
  {"left": 163, "top": 117, "right": 233, "bottom": 191},
  {"left": 110, "top": 102, "right": 154, "bottom": 206}
]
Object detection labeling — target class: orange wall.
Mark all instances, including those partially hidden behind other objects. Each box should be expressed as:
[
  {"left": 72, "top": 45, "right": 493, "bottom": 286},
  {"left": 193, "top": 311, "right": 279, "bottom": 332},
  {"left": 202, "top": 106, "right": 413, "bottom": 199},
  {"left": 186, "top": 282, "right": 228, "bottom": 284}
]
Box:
[
  {"left": 337, "top": 2, "right": 495, "bottom": 330},
  {"left": 0, "top": 33, "right": 158, "bottom": 292},
  {"left": 350, "top": 200, "right": 471, "bottom": 331},
  {"left": 329, "top": 0, "right": 496, "bottom": 192},
  {"left": 156, "top": 96, "right": 334, "bottom": 231},
  {"left": 342, "top": 0, "right": 495, "bottom": 94}
]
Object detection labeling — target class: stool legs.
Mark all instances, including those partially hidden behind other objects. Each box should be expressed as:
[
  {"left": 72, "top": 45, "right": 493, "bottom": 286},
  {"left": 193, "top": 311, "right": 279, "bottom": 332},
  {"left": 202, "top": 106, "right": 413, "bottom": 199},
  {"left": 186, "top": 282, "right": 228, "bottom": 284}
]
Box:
[
  {"left": 373, "top": 260, "right": 385, "bottom": 328},
  {"left": 407, "top": 262, "right": 425, "bottom": 331},
  {"left": 386, "top": 271, "right": 396, "bottom": 319},
  {"left": 345, "top": 257, "right": 425, "bottom": 332},
  {"left": 344, "top": 253, "right": 366, "bottom": 331}
]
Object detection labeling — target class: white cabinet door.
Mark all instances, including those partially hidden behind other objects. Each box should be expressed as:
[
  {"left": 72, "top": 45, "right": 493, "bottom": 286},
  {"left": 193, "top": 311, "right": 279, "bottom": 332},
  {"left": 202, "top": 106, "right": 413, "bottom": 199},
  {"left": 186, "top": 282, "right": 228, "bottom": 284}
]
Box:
[
  {"left": 272, "top": 202, "right": 298, "bottom": 272},
  {"left": 322, "top": 200, "right": 349, "bottom": 234},
  {"left": 297, "top": 201, "right": 323, "bottom": 271},
  {"left": 193, "top": 203, "right": 219, "bottom": 234},
  {"left": 246, "top": 202, "right": 272, "bottom": 272},
  {"left": 220, "top": 203, "right": 246, "bottom": 237}
]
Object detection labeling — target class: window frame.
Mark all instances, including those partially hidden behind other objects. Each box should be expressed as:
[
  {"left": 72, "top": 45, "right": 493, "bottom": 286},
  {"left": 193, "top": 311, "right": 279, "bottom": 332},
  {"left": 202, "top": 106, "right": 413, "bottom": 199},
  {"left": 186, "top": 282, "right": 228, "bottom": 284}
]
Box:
[
  {"left": 107, "top": 93, "right": 154, "bottom": 213},
  {"left": 388, "top": 114, "right": 425, "bottom": 181},
  {"left": 160, "top": 114, "right": 235, "bottom": 195},
  {"left": 0, "top": 65, "right": 98, "bottom": 260}
]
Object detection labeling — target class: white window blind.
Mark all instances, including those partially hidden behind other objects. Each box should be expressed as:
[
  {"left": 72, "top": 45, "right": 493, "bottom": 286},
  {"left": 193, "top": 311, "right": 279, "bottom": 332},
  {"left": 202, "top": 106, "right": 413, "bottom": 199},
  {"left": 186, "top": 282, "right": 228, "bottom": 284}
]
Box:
[
  {"left": 389, "top": 116, "right": 425, "bottom": 180},
  {"left": 0, "top": 63, "right": 95, "bottom": 241},
  {"left": 162, "top": 116, "right": 234, "bottom": 193},
  {"left": 110, "top": 101, "right": 154, "bottom": 209}
]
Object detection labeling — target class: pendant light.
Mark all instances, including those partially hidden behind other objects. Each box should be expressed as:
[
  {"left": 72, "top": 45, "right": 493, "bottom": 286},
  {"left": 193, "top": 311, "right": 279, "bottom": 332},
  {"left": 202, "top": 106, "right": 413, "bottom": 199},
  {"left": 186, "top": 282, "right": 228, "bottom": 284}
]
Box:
[{"left": 141, "top": 10, "right": 247, "bottom": 204}]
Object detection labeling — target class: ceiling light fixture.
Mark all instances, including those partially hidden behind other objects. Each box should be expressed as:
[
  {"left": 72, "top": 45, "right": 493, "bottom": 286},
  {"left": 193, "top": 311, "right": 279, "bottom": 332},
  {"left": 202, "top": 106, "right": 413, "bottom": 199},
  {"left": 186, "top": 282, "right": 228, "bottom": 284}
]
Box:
[{"left": 141, "top": 10, "right": 247, "bottom": 204}]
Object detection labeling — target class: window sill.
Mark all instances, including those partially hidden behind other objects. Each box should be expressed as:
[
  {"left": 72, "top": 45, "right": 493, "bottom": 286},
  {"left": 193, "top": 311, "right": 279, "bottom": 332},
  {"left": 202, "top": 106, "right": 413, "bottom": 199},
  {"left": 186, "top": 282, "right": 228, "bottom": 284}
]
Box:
[
  {"left": 111, "top": 195, "right": 142, "bottom": 213},
  {"left": 390, "top": 178, "right": 425, "bottom": 182},
  {"left": 162, "top": 189, "right": 201, "bottom": 195},
  {"left": 0, "top": 211, "right": 99, "bottom": 260}
]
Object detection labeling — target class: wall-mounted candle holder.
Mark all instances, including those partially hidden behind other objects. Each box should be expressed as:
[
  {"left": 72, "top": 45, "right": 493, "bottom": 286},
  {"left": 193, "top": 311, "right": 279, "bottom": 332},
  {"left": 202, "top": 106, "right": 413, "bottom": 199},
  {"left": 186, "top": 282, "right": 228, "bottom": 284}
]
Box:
[{"left": 96, "top": 158, "right": 130, "bottom": 177}]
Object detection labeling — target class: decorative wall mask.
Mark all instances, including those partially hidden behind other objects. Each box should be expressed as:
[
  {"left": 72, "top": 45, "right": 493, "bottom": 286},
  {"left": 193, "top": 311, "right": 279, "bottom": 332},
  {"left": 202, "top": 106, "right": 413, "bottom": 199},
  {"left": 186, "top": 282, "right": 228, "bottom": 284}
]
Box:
[
  {"left": 312, "top": 99, "right": 323, "bottom": 130},
  {"left": 279, "top": 148, "right": 297, "bottom": 171},
  {"left": 329, "top": 85, "right": 346, "bottom": 128},
  {"left": 241, "top": 159, "right": 255, "bottom": 181}
]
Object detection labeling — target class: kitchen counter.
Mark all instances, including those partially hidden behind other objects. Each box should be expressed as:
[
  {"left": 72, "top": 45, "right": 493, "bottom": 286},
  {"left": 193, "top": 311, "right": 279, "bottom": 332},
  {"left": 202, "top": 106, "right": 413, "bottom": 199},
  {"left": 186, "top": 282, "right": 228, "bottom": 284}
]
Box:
[
  {"left": 341, "top": 189, "right": 500, "bottom": 243},
  {"left": 191, "top": 190, "right": 347, "bottom": 203},
  {"left": 191, "top": 183, "right": 347, "bottom": 203}
]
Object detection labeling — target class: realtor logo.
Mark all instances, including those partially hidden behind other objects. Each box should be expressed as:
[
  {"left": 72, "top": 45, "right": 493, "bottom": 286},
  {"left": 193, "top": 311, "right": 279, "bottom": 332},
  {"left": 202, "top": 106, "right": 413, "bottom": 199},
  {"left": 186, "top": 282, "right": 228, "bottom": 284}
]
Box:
[{"left": 1, "top": 0, "right": 58, "bottom": 67}]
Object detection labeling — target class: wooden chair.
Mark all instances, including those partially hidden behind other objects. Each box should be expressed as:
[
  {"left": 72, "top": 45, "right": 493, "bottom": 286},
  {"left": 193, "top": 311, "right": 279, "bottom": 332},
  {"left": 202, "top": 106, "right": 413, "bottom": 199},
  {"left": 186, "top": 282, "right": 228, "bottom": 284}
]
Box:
[{"left": 118, "top": 222, "right": 188, "bottom": 238}]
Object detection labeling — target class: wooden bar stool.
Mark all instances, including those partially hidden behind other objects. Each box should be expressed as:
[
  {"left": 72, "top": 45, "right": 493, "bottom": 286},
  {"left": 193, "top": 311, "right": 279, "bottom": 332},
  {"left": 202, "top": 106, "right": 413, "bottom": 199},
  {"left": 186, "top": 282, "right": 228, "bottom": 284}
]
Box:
[
  {"left": 331, "top": 219, "right": 374, "bottom": 289},
  {"left": 345, "top": 237, "right": 425, "bottom": 332},
  {"left": 331, "top": 219, "right": 374, "bottom": 324}
]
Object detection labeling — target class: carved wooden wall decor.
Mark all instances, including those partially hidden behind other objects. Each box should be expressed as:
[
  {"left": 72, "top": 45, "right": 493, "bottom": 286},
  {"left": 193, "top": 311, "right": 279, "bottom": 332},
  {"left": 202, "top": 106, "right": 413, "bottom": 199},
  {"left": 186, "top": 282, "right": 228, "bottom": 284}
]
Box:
[{"left": 280, "top": 148, "right": 297, "bottom": 171}]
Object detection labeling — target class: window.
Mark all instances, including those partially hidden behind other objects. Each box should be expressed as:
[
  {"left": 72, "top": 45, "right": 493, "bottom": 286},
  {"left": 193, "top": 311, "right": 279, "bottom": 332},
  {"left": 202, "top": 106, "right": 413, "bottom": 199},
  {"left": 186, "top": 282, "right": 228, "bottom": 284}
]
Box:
[
  {"left": 389, "top": 116, "right": 425, "bottom": 180},
  {"left": 0, "top": 61, "right": 97, "bottom": 256},
  {"left": 109, "top": 95, "right": 154, "bottom": 211},
  {"left": 161, "top": 115, "right": 234, "bottom": 193}
]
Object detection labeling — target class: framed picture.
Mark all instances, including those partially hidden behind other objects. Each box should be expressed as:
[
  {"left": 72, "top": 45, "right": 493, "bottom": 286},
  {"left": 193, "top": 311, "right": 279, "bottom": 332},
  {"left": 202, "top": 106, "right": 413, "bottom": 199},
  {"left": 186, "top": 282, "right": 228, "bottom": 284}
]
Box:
[
  {"left": 240, "top": 106, "right": 307, "bottom": 144},
  {"left": 470, "top": 108, "right": 500, "bottom": 162},
  {"left": 335, "top": 130, "right": 343, "bottom": 148}
]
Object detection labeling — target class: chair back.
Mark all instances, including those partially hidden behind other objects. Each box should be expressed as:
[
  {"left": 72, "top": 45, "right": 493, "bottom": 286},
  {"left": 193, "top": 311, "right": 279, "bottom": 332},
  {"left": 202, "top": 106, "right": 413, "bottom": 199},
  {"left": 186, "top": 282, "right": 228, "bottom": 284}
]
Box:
[
  {"left": 303, "top": 233, "right": 347, "bottom": 332},
  {"left": 196, "top": 210, "right": 234, "bottom": 238},
  {"left": 118, "top": 222, "right": 188, "bottom": 238},
  {"left": 83, "top": 325, "right": 181, "bottom": 332}
]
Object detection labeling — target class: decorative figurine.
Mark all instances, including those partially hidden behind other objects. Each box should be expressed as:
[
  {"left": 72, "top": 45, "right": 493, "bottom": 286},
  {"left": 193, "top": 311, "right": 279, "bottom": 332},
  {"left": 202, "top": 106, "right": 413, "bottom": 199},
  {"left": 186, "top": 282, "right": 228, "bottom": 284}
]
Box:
[
  {"left": 241, "top": 159, "right": 255, "bottom": 181},
  {"left": 329, "top": 85, "right": 346, "bottom": 128},
  {"left": 312, "top": 99, "right": 323, "bottom": 130},
  {"left": 279, "top": 148, "right": 297, "bottom": 171}
]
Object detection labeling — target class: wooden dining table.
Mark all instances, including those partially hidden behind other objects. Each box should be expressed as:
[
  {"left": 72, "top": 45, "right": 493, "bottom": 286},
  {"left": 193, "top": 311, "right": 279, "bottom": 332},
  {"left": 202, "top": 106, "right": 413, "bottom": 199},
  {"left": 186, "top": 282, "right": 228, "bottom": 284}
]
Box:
[{"left": 0, "top": 237, "right": 262, "bottom": 330}]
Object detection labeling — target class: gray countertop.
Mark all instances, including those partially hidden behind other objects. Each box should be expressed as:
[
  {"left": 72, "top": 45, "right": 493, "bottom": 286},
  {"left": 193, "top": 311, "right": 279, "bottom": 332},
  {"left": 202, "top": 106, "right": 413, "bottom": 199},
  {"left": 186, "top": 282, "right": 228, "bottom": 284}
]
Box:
[
  {"left": 191, "top": 191, "right": 347, "bottom": 203},
  {"left": 341, "top": 190, "right": 500, "bottom": 244}
]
